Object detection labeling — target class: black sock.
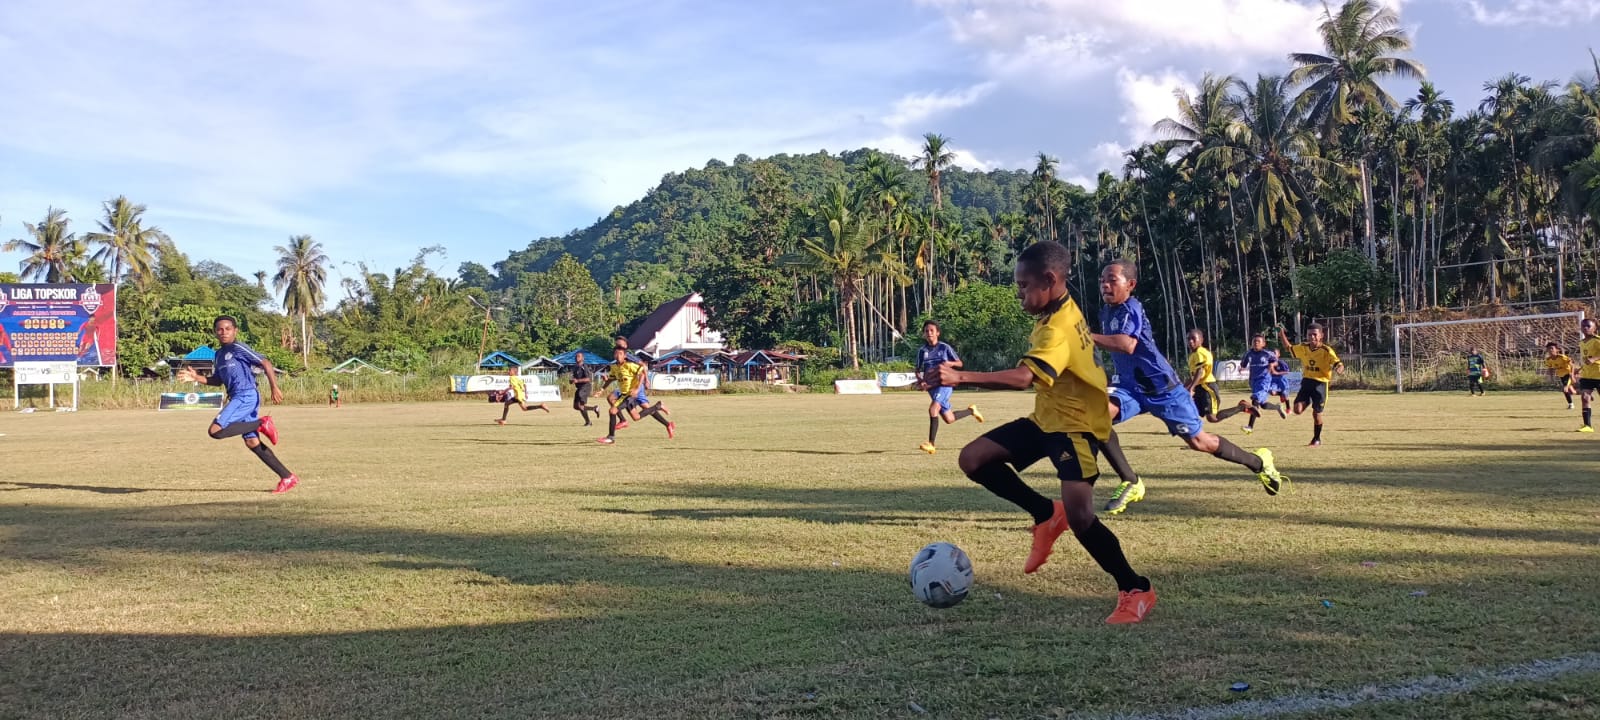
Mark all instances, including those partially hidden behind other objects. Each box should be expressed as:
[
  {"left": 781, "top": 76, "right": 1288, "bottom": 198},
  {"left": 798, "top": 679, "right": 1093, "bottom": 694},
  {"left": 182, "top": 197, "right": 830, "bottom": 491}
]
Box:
[
  {"left": 967, "top": 462, "right": 1055, "bottom": 524},
  {"left": 1245, "top": 411, "right": 1257, "bottom": 429},
  {"left": 209, "top": 420, "right": 262, "bottom": 439},
  {"left": 250, "top": 443, "right": 292, "bottom": 479},
  {"left": 1212, "top": 436, "right": 1264, "bottom": 473},
  {"left": 653, "top": 413, "right": 670, "bottom": 427},
  {"left": 1215, "top": 405, "right": 1244, "bottom": 421},
  {"left": 1100, "top": 432, "right": 1138, "bottom": 484},
  {"left": 1563, "top": 390, "right": 1573, "bottom": 403},
  {"left": 1074, "top": 518, "right": 1149, "bottom": 593},
  {"left": 1585, "top": 408, "right": 1593, "bottom": 427},
  {"left": 952, "top": 409, "right": 973, "bottom": 421},
  {"left": 607, "top": 412, "right": 618, "bottom": 438},
  {"left": 1313, "top": 423, "right": 1324, "bottom": 442},
  {"left": 928, "top": 418, "right": 940, "bottom": 444},
  {"left": 1260, "top": 401, "right": 1280, "bottom": 411}
]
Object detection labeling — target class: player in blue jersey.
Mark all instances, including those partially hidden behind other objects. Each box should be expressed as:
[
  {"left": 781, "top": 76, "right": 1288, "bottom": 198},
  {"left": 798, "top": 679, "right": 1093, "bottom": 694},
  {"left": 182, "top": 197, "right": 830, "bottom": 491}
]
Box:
[
  {"left": 1092, "top": 260, "right": 1286, "bottom": 515},
  {"left": 1268, "top": 350, "right": 1293, "bottom": 408},
  {"left": 1239, "top": 334, "right": 1286, "bottom": 434},
  {"left": 914, "top": 321, "right": 983, "bottom": 454},
  {"left": 175, "top": 315, "right": 299, "bottom": 494}
]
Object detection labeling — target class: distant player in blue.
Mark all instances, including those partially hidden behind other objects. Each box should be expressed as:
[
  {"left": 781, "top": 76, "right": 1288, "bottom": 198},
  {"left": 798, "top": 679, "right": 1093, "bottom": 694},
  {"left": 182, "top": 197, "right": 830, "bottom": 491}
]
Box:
[
  {"left": 1240, "top": 334, "right": 1286, "bottom": 434},
  {"left": 1268, "top": 350, "right": 1293, "bottom": 407},
  {"left": 175, "top": 315, "right": 299, "bottom": 494},
  {"left": 1092, "top": 260, "right": 1286, "bottom": 515},
  {"left": 914, "top": 321, "right": 982, "bottom": 454}
]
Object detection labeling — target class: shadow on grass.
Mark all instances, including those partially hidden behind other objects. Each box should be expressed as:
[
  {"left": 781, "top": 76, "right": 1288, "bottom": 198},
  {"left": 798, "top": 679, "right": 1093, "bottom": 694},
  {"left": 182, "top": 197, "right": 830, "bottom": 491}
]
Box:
[{"left": 0, "top": 481, "right": 251, "bottom": 495}]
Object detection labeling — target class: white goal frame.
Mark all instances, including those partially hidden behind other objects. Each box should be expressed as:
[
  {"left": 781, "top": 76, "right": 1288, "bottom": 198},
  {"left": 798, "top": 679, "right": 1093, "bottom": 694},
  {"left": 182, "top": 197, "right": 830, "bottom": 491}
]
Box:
[{"left": 1392, "top": 311, "right": 1586, "bottom": 393}]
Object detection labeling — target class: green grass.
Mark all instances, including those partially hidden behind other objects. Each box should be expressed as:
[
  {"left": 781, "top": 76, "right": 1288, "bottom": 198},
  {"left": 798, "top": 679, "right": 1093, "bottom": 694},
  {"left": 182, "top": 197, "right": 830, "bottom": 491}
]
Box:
[{"left": 3, "top": 391, "right": 1598, "bottom": 719}]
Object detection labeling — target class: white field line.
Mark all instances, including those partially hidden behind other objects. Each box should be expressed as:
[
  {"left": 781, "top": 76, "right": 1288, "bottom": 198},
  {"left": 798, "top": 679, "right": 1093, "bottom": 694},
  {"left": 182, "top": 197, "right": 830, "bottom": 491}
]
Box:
[{"left": 1089, "top": 652, "right": 1600, "bottom": 720}]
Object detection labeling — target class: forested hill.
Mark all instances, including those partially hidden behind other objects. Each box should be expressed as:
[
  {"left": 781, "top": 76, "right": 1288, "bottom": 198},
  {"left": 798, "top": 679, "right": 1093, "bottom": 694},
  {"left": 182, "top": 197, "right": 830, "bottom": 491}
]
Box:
[{"left": 464, "top": 149, "right": 1036, "bottom": 290}]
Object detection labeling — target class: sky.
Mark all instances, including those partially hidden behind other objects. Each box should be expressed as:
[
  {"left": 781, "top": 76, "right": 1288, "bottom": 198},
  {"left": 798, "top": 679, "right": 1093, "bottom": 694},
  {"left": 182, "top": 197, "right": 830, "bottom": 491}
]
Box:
[{"left": 2, "top": 0, "right": 1598, "bottom": 292}]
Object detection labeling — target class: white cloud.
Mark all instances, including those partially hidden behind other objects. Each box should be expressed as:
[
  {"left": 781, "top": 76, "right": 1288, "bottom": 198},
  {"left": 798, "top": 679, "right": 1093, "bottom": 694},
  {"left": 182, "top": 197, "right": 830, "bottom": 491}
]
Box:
[
  {"left": 920, "top": 0, "right": 1327, "bottom": 79},
  {"left": 1460, "top": 0, "right": 1600, "bottom": 24},
  {"left": 884, "top": 83, "right": 998, "bottom": 131},
  {"left": 1115, "top": 68, "right": 1197, "bottom": 145}
]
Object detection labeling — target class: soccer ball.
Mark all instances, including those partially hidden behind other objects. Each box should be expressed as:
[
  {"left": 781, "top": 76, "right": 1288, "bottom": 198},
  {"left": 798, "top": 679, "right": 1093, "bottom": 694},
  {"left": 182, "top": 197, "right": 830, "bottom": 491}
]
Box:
[{"left": 909, "top": 542, "right": 974, "bottom": 608}]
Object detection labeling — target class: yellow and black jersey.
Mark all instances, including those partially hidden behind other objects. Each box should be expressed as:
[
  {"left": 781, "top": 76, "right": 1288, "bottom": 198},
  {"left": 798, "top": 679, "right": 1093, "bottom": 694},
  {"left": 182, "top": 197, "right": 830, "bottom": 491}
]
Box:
[
  {"left": 1546, "top": 354, "right": 1576, "bottom": 378},
  {"left": 1022, "top": 295, "right": 1112, "bottom": 440},
  {"left": 1581, "top": 336, "right": 1600, "bottom": 380},
  {"left": 508, "top": 375, "right": 527, "bottom": 401},
  {"left": 1292, "top": 343, "right": 1341, "bottom": 382},
  {"left": 612, "top": 361, "right": 646, "bottom": 395},
  {"left": 1188, "top": 346, "right": 1215, "bottom": 385}
]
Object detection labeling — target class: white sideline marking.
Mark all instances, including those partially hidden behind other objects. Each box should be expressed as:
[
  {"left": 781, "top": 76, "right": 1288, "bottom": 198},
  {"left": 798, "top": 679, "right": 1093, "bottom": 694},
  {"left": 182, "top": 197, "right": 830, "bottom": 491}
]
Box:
[{"left": 1092, "top": 652, "right": 1600, "bottom": 720}]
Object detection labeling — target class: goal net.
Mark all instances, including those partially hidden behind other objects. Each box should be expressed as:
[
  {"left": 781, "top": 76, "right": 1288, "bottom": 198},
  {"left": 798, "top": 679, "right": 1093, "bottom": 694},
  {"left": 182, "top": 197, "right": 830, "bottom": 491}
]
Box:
[{"left": 1393, "top": 311, "right": 1587, "bottom": 392}]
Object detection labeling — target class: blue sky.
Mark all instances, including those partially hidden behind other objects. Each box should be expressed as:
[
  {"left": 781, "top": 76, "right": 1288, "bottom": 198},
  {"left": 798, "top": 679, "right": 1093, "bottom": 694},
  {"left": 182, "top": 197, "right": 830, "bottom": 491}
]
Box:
[{"left": 2, "top": 0, "right": 1598, "bottom": 293}]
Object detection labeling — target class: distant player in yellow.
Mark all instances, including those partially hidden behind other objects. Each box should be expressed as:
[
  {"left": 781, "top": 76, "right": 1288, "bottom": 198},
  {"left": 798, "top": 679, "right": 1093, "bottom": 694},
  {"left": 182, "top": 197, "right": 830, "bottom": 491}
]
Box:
[
  {"left": 1278, "top": 323, "right": 1344, "bottom": 447},
  {"left": 597, "top": 346, "right": 675, "bottom": 443},
  {"left": 933, "top": 240, "right": 1155, "bottom": 625},
  {"left": 1544, "top": 342, "right": 1577, "bottom": 410},
  {"left": 496, "top": 368, "right": 550, "bottom": 425},
  {"left": 1185, "top": 329, "right": 1252, "bottom": 425},
  {"left": 1577, "top": 318, "right": 1600, "bottom": 433}
]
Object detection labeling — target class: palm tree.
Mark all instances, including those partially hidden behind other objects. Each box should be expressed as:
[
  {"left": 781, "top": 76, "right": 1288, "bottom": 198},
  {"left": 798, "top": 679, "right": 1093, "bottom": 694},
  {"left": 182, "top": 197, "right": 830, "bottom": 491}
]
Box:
[
  {"left": 1156, "top": 73, "right": 1240, "bottom": 161},
  {"left": 84, "top": 196, "right": 169, "bottom": 286},
  {"left": 272, "top": 234, "right": 329, "bottom": 370},
  {"left": 915, "top": 133, "right": 956, "bottom": 309},
  {"left": 1027, "top": 153, "right": 1061, "bottom": 242},
  {"left": 779, "top": 183, "right": 899, "bottom": 369},
  {"left": 4, "top": 208, "right": 82, "bottom": 283},
  {"left": 1290, "top": 0, "right": 1425, "bottom": 262}
]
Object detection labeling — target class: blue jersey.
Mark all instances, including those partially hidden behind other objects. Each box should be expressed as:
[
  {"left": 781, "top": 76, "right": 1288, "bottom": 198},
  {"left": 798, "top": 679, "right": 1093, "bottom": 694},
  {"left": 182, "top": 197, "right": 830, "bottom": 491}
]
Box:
[
  {"left": 915, "top": 342, "right": 960, "bottom": 372},
  {"left": 1099, "top": 297, "right": 1181, "bottom": 394},
  {"left": 1241, "top": 349, "right": 1276, "bottom": 386},
  {"left": 213, "top": 342, "right": 266, "bottom": 397}
]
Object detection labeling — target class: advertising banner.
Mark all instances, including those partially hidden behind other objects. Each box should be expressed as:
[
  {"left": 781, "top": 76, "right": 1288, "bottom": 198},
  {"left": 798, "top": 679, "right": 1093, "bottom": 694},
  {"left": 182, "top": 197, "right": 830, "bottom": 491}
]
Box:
[
  {"left": 0, "top": 283, "right": 117, "bottom": 367},
  {"left": 649, "top": 373, "right": 719, "bottom": 391},
  {"left": 451, "top": 374, "right": 561, "bottom": 402},
  {"left": 15, "top": 361, "right": 78, "bottom": 384},
  {"left": 1214, "top": 360, "right": 1247, "bottom": 382},
  {"left": 876, "top": 372, "right": 918, "bottom": 388},
  {"left": 158, "top": 392, "right": 226, "bottom": 411},
  {"left": 833, "top": 379, "right": 882, "bottom": 395}
]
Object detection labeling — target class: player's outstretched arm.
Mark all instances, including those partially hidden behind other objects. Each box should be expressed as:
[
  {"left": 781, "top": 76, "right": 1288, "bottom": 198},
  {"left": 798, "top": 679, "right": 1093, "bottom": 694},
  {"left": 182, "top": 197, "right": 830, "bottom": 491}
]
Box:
[
  {"left": 260, "top": 359, "right": 284, "bottom": 404},
  {"left": 1276, "top": 327, "right": 1293, "bottom": 349},
  {"left": 935, "top": 362, "right": 1033, "bottom": 391},
  {"left": 176, "top": 366, "right": 202, "bottom": 384}
]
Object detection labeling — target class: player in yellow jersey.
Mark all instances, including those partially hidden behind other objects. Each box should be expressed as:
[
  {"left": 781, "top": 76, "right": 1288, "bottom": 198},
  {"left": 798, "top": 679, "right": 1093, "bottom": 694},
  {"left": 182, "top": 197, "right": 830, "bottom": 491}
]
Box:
[
  {"left": 496, "top": 368, "right": 551, "bottom": 425},
  {"left": 1185, "top": 329, "right": 1253, "bottom": 425},
  {"left": 1577, "top": 318, "right": 1600, "bottom": 433},
  {"left": 1277, "top": 323, "right": 1343, "bottom": 447},
  {"left": 933, "top": 240, "right": 1154, "bottom": 624},
  {"left": 1544, "top": 342, "right": 1577, "bottom": 410},
  {"left": 596, "top": 346, "right": 675, "bottom": 443}
]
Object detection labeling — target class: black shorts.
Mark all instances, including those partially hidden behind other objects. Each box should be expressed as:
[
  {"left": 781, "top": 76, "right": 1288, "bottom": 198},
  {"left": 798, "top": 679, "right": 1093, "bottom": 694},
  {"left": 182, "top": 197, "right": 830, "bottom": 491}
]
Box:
[
  {"left": 1294, "top": 379, "right": 1329, "bottom": 412},
  {"left": 981, "top": 418, "right": 1102, "bottom": 485},
  {"left": 1559, "top": 375, "right": 1571, "bottom": 386},
  {"left": 619, "top": 395, "right": 647, "bottom": 412},
  {"left": 1192, "top": 383, "right": 1220, "bottom": 417},
  {"left": 575, "top": 387, "right": 592, "bottom": 403},
  {"left": 1579, "top": 378, "right": 1600, "bottom": 392}
]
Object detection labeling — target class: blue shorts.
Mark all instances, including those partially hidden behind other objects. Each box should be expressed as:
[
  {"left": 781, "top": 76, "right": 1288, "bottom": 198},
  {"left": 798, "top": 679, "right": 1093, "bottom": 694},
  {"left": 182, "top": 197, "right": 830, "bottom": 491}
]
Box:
[
  {"left": 1110, "top": 385, "right": 1204, "bottom": 439},
  {"left": 1250, "top": 382, "right": 1275, "bottom": 405},
  {"left": 927, "top": 386, "right": 954, "bottom": 412},
  {"left": 215, "top": 393, "right": 260, "bottom": 439},
  {"left": 1269, "top": 379, "right": 1289, "bottom": 395}
]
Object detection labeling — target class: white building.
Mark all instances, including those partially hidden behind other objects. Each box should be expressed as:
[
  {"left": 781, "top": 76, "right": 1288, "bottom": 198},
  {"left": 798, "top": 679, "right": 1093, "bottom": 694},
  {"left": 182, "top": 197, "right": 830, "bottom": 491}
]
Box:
[{"left": 626, "top": 292, "right": 725, "bottom": 357}]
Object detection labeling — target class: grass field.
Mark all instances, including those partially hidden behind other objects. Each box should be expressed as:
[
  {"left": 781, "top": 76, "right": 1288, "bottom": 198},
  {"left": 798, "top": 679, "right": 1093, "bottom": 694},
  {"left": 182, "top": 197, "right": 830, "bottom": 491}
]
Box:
[{"left": 3, "top": 390, "right": 1599, "bottom": 719}]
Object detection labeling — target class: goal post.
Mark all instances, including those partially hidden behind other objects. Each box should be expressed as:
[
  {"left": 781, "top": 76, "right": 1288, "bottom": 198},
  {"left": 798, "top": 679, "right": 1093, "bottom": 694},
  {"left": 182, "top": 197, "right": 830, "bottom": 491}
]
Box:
[{"left": 1393, "top": 311, "right": 1587, "bottom": 392}]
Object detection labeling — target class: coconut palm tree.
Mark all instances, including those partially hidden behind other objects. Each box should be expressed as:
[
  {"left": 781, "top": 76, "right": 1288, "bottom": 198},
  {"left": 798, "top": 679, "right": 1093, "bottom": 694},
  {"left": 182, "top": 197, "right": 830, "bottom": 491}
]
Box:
[
  {"left": 272, "top": 235, "right": 329, "bottom": 370},
  {"left": 4, "top": 208, "right": 82, "bottom": 283},
  {"left": 779, "top": 183, "right": 899, "bottom": 369},
  {"left": 84, "top": 196, "right": 169, "bottom": 286},
  {"left": 915, "top": 133, "right": 956, "bottom": 309},
  {"left": 1290, "top": 0, "right": 1425, "bottom": 262}
]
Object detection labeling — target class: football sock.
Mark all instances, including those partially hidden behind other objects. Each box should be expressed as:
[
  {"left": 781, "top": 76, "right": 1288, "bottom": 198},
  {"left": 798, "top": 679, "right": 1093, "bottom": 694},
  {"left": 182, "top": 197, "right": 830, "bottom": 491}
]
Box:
[
  {"left": 1563, "top": 389, "right": 1573, "bottom": 403},
  {"left": 1584, "top": 408, "right": 1593, "bottom": 428},
  {"left": 1313, "top": 423, "right": 1325, "bottom": 442},
  {"left": 928, "top": 418, "right": 940, "bottom": 444},
  {"left": 1214, "top": 405, "right": 1244, "bottom": 421},
  {"left": 1100, "top": 432, "right": 1138, "bottom": 484},
  {"left": 1074, "top": 518, "right": 1150, "bottom": 593},
  {"left": 951, "top": 409, "right": 973, "bottom": 421},
  {"left": 209, "top": 420, "right": 262, "bottom": 440},
  {"left": 652, "top": 412, "right": 670, "bottom": 427},
  {"left": 607, "top": 411, "right": 618, "bottom": 438},
  {"left": 250, "top": 443, "right": 292, "bottom": 479},
  {"left": 1212, "top": 436, "right": 1264, "bottom": 473},
  {"left": 967, "top": 461, "right": 1054, "bottom": 525}
]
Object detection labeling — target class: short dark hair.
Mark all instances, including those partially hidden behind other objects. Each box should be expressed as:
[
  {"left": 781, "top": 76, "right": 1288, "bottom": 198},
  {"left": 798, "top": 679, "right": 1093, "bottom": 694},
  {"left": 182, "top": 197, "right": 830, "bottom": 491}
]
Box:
[
  {"left": 1105, "top": 258, "right": 1138, "bottom": 283},
  {"left": 1308, "top": 322, "right": 1327, "bottom": 334},
  {"left": 1547, "top": 342, "right": 1560, "bottom": 350},
  {"left": 213, "top": 315, "right": 238, "bottom": 328},
  {"left": 923, "top": 320, "right": 940, "bottom": 331},
  {"left": 1016, "top": 240, "right": 1072, "bottom": 279},
  {"left": 1188, "top": 328, "right": 1204, "bottom": 339},
  {"left": 1584, "top": 318, "right": 1598, "bottom": 331}
]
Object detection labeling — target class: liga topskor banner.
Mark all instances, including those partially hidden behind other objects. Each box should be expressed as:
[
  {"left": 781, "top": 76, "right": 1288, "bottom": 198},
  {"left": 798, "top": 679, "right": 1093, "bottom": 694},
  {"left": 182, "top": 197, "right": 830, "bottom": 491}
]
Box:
[{"left": 0, "top": 284, "right": 117, "bottom": 368}]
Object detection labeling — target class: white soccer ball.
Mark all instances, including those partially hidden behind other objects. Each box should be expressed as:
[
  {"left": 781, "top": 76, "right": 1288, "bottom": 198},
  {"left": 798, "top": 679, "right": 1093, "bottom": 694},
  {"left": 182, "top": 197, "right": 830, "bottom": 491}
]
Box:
[{"left": 909, "top": 542, "right": 974, "bottom": 608}]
